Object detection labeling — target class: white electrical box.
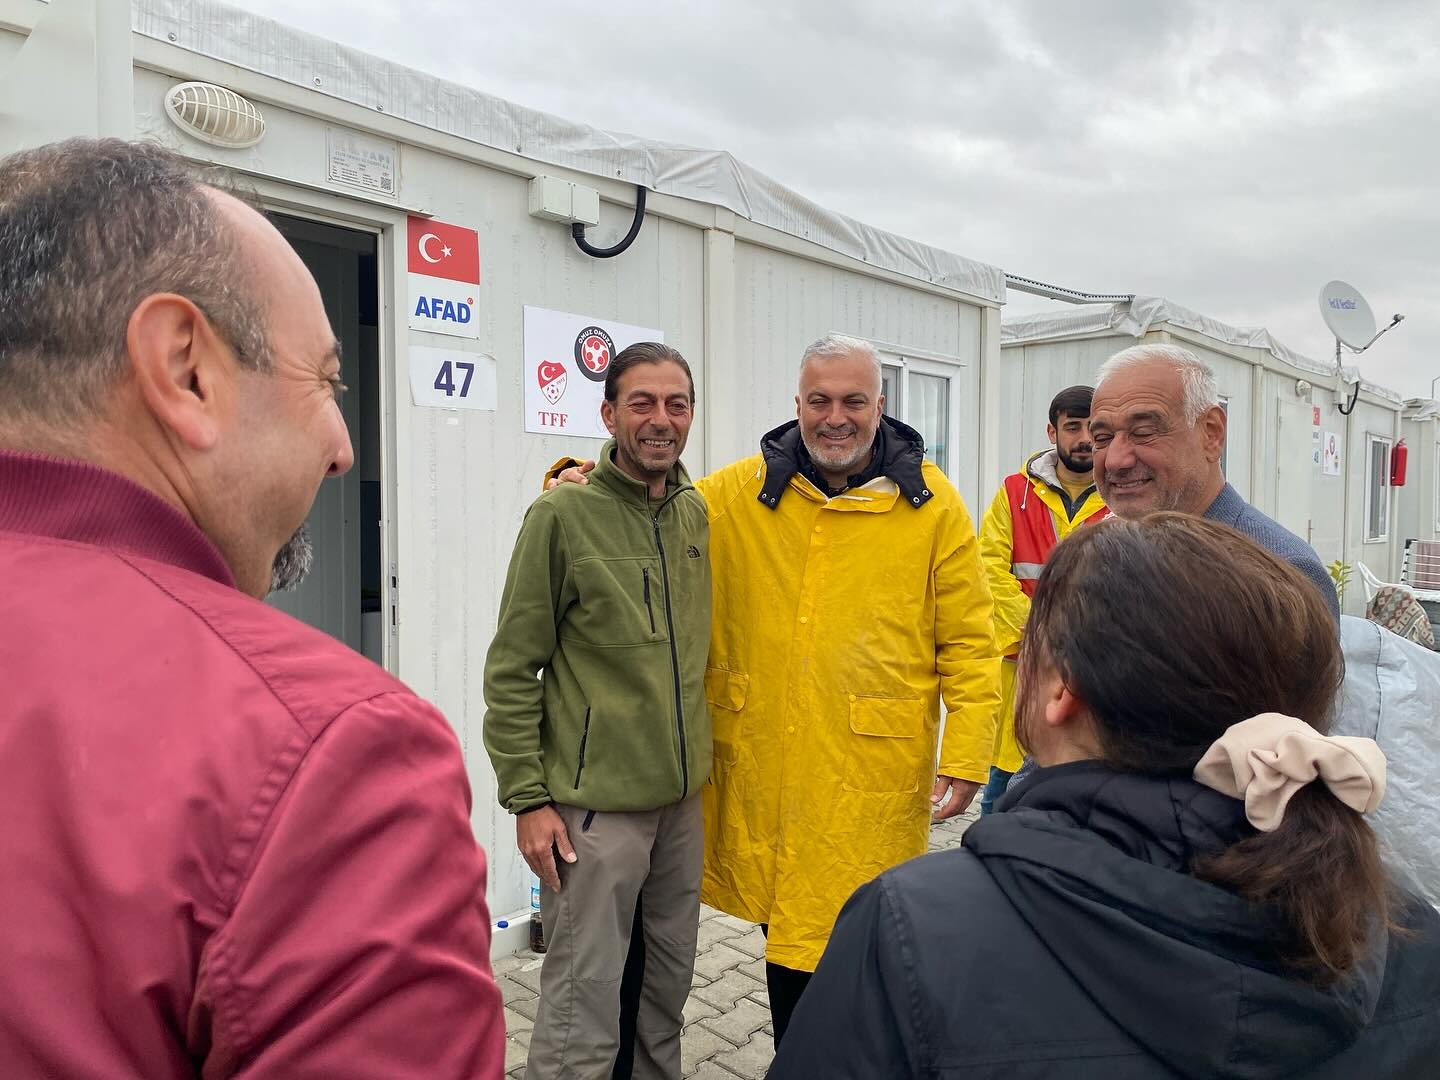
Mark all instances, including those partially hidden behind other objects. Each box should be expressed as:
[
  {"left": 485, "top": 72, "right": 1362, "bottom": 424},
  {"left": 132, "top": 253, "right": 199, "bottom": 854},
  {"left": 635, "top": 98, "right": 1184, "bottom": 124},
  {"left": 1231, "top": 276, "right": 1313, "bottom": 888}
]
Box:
[
  {"left": 527, "top": 175, "right": 601, "bottom": 227},
  {"left": 570, "top": 184, "right": 601, "bottom": 227},
  {"left": 528, "top": 175, "right": 572, "bottom": 222}
]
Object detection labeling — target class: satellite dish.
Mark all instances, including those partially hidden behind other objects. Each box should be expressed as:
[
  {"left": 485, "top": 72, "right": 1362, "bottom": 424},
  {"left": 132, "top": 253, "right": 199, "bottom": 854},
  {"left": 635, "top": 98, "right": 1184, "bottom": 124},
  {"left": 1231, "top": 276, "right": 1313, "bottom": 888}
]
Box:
[{"left": 1319, "top": 280, "right": 1377, "bottom": 350}]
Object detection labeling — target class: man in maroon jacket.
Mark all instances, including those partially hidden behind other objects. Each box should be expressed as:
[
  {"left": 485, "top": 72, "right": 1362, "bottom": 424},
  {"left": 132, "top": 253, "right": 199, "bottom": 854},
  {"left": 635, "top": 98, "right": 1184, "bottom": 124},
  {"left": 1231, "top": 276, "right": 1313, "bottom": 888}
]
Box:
[{"left": 0, "top": 139, "right": 505, "bottom": 1078}]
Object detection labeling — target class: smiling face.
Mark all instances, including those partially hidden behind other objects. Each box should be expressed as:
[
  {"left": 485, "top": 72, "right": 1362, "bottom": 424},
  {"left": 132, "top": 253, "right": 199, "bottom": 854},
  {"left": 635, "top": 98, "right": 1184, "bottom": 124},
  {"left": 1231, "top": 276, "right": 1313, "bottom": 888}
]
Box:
[
  {"left": 202, "top": 192, "right": 354, "bottom": 595},
  {"left": 1050, "top": 411, "right": 1094, "bottom": 475},
  {"left": 600, "top": 358, "right": 694, "bottom": 492},
  {"left": 795, "top": 350, "right": 884, "bottom": 487},
  {"left": 1089, "top": 361, "right": 1226, "bottom": 518}
]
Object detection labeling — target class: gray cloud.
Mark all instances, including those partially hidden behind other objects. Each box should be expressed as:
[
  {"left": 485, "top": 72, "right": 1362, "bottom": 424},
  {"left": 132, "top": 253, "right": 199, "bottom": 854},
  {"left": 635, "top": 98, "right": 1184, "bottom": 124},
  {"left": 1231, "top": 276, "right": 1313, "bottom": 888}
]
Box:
[{"left": 235, "top": 0, "right": 1439, "bottom": 395}]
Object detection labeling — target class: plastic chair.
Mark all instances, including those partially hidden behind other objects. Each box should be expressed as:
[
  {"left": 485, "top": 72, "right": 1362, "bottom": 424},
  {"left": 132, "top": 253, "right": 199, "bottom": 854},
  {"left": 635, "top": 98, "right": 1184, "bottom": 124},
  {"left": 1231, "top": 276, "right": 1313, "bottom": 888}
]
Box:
[{"left": 1355, "top": 562, "right": 1399, "bottom": 606}]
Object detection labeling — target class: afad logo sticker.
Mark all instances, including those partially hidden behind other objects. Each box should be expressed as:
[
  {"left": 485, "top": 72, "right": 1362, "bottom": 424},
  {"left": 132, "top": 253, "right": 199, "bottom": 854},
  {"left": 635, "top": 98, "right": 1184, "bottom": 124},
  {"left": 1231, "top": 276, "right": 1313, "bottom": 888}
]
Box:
[
  {"left": 574, "top": 326, "right": 614, "bottom": 382},
  {"left": 414, "top": 294, "right": 474, "bottom": 325},
  {"left": 538, "top": 360, "right": 568, "bottom": 405}
]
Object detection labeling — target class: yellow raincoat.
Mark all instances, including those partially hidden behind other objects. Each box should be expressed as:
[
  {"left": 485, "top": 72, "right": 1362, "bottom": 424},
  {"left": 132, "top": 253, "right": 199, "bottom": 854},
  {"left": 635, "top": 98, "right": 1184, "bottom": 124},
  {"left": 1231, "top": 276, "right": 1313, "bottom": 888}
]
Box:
[
  {"left": 978, "top": 449, "right": 1108, "bottom": 772},
  {"left": 696, "top": 450, "right": 999, "bottom": 972}
]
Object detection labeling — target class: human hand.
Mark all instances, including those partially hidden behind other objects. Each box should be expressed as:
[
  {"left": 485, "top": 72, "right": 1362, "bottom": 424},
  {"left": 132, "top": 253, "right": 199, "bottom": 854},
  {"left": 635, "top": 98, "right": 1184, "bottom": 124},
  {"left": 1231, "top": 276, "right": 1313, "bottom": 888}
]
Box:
[
  {"left": 517, "top": 805, "right": 576, "bottom": 891},
  {"left": 931, "top": 775, "right": 980, "bottom": 822},
  {"left": 545, "top": 460, "right": 596, "bottom": 490}
]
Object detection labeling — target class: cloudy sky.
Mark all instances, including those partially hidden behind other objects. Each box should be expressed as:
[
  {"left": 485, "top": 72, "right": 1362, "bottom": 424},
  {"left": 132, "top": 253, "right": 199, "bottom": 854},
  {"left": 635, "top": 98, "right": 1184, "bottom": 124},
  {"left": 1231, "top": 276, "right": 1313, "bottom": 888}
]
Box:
[{"left": 236, "top": 0, "right": 1438, "bottom": 397}]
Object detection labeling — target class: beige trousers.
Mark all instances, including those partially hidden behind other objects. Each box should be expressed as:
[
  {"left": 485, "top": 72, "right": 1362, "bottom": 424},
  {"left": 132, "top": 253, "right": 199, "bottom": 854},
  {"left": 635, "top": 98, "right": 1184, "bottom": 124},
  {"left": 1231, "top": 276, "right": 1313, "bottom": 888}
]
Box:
[{"left": 525, "top": 796, "right": 703, "bottom": 1080}]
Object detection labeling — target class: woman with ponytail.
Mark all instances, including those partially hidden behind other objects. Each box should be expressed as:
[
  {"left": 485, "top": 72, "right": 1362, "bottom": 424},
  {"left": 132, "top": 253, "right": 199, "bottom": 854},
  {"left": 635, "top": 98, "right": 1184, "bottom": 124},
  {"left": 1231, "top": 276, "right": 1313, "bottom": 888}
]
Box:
[{"left": 768, "top": 514, "right": 1440, "bottom": 1079}]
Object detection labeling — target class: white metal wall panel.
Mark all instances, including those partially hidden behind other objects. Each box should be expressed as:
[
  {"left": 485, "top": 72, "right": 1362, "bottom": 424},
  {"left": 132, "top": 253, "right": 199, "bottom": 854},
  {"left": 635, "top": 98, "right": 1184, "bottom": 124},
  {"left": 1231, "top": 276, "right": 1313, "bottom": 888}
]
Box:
[{"left": 730, "top": 240, "right": 984, "bottom": 509}]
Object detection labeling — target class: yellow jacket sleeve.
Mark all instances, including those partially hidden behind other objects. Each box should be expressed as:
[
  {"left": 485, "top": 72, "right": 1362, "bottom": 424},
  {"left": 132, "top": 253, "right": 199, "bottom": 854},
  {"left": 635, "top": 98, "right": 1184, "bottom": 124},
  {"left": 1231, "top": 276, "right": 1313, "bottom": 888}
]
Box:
[
  {"left": 978, "top": 483, "right": 1030, "bottom": 657},
  {"left": 933, "top": 496, "right": 1002, "bottom": 784}
]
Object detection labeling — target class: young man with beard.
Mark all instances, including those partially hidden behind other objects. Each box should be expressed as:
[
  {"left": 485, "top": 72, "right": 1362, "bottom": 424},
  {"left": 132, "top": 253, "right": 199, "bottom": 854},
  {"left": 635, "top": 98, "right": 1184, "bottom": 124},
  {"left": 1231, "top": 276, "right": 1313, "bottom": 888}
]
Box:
[
  {"left": 546, "top": 333, "right": 998, "bottom": 1045},
  {"left": 484, "top": 343, "right": 711, "bottom": 1080},
  {"left": 976, "top": 386, "right": 1108, "bottom": 813}
]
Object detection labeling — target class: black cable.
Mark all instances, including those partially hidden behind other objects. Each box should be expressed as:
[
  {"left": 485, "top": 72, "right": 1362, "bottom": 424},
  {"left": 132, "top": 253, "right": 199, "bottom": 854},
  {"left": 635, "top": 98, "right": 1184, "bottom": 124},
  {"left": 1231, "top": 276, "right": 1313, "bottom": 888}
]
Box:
[{"left": 572, "top": 185, "right": 647, "bottom": 259}]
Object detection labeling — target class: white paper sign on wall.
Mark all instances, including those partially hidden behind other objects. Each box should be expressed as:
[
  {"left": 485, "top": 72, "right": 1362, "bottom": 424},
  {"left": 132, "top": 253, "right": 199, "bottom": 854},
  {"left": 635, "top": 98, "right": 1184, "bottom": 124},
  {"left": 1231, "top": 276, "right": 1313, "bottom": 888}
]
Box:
[
  {"left": 408, "top": 216, "right": 481, "bottom": 339},
  {"left": 523, "top": 307, "right": 665, "bottom": 440},
  {"left": 409, "top": 346, "right": 497, "bottom": 410},
  {"left": 1323, "top": 431, "right": 1343, "bottom": 476}
]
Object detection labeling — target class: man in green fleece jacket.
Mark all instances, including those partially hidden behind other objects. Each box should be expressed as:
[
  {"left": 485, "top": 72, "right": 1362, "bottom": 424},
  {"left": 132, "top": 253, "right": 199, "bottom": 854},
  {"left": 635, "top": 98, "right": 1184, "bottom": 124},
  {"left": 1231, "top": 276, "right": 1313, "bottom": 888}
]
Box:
[{"left": 484, "top": 342, "right": 711, "bottom": 1080}]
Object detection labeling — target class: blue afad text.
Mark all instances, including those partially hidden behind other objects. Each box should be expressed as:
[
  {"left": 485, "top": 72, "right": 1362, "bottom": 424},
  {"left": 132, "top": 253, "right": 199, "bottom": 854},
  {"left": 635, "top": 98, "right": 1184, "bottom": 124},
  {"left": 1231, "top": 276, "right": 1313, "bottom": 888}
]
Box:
[{"left": 415, "top": 296, "right": 472, "bottom": 324}]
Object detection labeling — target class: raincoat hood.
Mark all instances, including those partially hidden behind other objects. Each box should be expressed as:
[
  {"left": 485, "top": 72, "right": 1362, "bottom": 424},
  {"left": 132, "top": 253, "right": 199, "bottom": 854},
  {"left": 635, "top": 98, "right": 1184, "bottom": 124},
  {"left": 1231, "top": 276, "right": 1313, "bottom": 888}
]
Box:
[
  {"left": 757, "top": 415, "right": 932, "bottom": 508},
  {"left": 968, "top": 762, "right": 1386, "bottom": 1078}
]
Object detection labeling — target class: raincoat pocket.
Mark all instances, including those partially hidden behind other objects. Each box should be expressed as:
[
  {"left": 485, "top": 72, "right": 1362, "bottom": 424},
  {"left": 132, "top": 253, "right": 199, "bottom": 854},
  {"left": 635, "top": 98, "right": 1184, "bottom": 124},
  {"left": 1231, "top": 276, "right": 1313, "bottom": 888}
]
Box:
[
  {"left": 844, "top": 695, "right": 924, "bottom": 793},
  {"left": 705, "top": 667, "right": 748, "bottom": 764}
]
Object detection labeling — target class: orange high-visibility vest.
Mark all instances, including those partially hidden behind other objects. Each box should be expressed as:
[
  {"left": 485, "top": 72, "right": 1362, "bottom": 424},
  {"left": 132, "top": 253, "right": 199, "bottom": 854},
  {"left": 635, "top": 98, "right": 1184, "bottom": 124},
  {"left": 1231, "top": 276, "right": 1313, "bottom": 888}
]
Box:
[{"left": 1003, "top": 472, "right": 1110, "bottom": 600}]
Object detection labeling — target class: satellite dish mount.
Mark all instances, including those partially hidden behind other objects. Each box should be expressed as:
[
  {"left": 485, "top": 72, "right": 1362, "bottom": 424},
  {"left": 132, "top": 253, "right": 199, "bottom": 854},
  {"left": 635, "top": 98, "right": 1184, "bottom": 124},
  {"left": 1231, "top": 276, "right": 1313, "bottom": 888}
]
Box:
[{"left": 1317, "top": 280, "right": 1404, "bottom": 415}]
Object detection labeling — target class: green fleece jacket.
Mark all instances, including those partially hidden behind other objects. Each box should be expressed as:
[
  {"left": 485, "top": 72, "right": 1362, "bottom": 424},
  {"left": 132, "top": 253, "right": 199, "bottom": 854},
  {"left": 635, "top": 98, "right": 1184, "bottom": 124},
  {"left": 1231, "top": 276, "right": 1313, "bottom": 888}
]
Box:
[{"left": 483, "top": 442, "right": 712, "bottom": 813}]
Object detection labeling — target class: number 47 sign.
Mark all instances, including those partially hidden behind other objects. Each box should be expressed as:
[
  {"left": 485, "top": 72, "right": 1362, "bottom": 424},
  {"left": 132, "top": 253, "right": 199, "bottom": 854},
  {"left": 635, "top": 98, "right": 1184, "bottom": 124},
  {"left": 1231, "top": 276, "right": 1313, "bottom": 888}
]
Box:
[{"left": 409, "top": 346, "right": 498, "bottom": 411}]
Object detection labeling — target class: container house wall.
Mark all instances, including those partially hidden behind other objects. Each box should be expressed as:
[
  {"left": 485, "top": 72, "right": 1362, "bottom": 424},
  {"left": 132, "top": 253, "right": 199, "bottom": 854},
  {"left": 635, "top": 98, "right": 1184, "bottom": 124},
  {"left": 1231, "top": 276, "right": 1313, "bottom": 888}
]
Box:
[
  {"left": 994, "top": 329, "right": 1254, "bottom": 505},
  {"left": 1397, "top": 415, "right": 1440, "bottom": 556},
  {"left": 120, "top": 37, "right": 1000, "bottom": 937},
  {"left": 729, "top": 239, "right": 987, "bottom": 510}
]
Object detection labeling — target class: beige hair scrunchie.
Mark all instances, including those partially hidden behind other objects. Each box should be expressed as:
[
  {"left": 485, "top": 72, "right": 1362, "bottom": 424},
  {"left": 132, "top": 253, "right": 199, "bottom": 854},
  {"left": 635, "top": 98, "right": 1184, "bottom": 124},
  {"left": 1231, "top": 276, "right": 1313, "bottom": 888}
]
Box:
[{"left": 1192, "top": 713, "right": 1387, "bottom": 832}]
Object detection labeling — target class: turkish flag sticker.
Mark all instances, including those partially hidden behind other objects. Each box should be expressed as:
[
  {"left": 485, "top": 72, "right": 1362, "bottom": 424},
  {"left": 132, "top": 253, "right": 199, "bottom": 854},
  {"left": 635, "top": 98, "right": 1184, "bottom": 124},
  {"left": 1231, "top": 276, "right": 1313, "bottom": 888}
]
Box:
[
  {"left": 407, "top": 216, "right": 481, "bottom": 284},
  {"left": 538, "top": 360, "right": 568, "bottom": 405}
]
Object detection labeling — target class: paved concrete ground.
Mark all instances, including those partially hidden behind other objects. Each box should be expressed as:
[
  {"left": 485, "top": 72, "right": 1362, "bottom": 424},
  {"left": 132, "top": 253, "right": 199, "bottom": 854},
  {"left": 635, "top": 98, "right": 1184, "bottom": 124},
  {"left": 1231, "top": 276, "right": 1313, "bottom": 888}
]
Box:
[{"left": 495, "top": 806, "right": 978, "bottom": 1078}]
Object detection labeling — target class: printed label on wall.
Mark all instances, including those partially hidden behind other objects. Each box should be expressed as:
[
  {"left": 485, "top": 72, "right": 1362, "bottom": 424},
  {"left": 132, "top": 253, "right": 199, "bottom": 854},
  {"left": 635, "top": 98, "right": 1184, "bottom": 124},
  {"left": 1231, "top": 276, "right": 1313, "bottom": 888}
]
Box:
[
  {"left": 409, "top": 346, "right": 497, "bottom": 410},
  {"left": 523, "top": 307, "right": 664, "bottom": 440},
  {"left": 1323, "top": 431, "right": 1343, "bottom": 476}
]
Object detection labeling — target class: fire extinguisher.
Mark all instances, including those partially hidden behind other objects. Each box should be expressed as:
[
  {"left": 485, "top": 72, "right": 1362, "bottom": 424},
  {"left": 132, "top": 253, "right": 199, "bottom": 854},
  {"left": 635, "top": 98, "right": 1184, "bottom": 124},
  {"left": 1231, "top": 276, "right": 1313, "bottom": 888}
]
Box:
[{"left": 1390, "top": 439, "right": 1409, "bottom": 486}]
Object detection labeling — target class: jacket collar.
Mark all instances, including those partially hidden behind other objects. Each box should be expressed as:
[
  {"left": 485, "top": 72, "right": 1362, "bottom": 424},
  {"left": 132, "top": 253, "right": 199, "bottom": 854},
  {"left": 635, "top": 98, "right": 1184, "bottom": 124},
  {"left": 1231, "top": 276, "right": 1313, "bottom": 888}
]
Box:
[
  {"left": 0, "top": 449, "right": 235, "bottom": 586},
  {"left": 1024, "top": 448, "right": 1100, "bottom": 520},
  {"left": 994, "top": 759, "right": 1253, "bottom": 868},
  {"left": 756, "top": 415, "right": 933, "bottom": 510},
  {"left": 587, "top": 439, "right": 695, "bottom": 510}
]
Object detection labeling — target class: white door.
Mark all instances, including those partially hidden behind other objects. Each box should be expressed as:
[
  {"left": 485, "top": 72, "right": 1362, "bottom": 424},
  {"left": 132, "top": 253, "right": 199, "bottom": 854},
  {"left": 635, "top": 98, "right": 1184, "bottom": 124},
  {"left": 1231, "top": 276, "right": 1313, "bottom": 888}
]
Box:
[{"left": 1274, "top": 397, "right": 1313, "bottom": 541}]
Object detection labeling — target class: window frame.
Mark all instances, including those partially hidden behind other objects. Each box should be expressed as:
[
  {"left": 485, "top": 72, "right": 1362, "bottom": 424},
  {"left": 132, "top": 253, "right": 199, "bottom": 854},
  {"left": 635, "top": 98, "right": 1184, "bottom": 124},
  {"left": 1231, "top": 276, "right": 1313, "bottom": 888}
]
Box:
[
  {"left": 1364, "top": 433, "right": 1392, "bottom": 544},
  {"left": 880, "top": 354, "right": 962, "bottom": 482}
]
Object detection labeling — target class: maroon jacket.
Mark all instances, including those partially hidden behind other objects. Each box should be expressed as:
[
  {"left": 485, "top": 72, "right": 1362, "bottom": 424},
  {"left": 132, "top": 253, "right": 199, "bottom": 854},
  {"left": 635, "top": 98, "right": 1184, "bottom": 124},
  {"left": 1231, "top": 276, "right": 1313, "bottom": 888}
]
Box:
[{"left": 0, "top": 451, "right": 505, "bottom": 1078}]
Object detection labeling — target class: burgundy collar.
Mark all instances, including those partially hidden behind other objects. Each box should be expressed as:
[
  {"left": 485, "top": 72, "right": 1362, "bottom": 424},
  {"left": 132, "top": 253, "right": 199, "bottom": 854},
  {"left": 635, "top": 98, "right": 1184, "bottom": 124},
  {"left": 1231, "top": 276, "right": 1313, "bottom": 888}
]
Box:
[{"left": 0, "top": 449, "right": 235, "bottom": 587}]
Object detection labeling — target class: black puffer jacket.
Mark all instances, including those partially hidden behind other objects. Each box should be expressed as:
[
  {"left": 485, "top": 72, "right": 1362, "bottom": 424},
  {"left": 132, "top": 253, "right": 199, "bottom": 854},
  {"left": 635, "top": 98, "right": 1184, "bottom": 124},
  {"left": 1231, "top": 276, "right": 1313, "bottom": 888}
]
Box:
[{"left": 767, "top": 762, "right": 1440, "bottom": 1079}]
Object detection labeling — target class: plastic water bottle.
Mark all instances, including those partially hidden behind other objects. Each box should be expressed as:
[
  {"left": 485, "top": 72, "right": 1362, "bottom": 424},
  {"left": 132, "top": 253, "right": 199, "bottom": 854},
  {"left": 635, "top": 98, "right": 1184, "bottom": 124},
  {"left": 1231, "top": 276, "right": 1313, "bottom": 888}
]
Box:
[{"left": 529, "top": 872, "right": 546, "bottom": 954}]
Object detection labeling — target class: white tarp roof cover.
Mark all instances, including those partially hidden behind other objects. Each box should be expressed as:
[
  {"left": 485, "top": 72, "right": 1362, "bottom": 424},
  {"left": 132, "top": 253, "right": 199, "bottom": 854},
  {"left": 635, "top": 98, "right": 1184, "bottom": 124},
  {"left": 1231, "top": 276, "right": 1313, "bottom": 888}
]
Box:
[
  {"left": 131, "top": 0, "right": 1005, "bottom": 304},
  {"left": 1001, "top": 295, "right": 1402, "bottom": 404}
]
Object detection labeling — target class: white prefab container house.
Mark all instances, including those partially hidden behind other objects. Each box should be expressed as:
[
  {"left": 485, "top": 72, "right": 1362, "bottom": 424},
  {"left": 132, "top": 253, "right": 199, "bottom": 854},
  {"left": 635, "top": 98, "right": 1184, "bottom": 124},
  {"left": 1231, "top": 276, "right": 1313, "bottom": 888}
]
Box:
[
  {"left": 0, "top": 0, "right": 1008, "bottom": 949},
  {"left": 1399, "top": 399, "right": 1440, "bottom": 564},
  {"left": 1000, "top": 297, "right": 1408, "bottom": 615}
]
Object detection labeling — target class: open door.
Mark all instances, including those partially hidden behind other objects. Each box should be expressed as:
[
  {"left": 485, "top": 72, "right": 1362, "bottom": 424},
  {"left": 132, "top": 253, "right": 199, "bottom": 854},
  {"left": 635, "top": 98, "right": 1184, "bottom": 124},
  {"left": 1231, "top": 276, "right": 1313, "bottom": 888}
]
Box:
[{"left": 266, "top": 215, "right": 385, "bottom": 665}]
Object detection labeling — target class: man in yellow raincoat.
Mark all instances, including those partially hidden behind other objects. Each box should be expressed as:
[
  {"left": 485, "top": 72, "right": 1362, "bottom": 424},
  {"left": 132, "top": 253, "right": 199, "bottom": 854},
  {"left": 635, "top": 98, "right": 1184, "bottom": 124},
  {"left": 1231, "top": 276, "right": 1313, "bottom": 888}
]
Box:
[
  {"left": 549, "top": 334, "right": 999, "bottom": 1046},
  {"left": 976, "top": 386, "right": 1108, "bottom": 814}
]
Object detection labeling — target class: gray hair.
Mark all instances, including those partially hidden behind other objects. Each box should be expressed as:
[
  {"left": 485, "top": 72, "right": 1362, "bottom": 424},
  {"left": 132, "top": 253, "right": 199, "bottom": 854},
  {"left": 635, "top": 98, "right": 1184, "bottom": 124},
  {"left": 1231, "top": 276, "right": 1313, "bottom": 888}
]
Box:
[
  {"left": 1096, "top": 343, "right": 1219, "bottom": 426},
  {"left": 799, "top": 332, "right": 881, "bottom": 379},
  {"left": 0, "top": 138, "right": 271, "bottom": 425}
]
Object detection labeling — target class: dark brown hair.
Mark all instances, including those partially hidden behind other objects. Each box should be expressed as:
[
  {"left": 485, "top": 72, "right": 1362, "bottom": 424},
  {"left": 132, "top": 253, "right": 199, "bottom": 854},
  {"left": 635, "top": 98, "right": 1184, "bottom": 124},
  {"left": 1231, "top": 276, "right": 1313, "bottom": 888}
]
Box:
[
  {"left": 603, "top": 342, "right": 694, "bottom": 404},
  {"left": 1017, "top": 513, "right": 1388, "bottom": 982},
  {"left": 0, "top": 138, "right": 270, "bottom": 424},
  {"left": 1048, "top": 384, "right": 1094, "bottom": 427}
]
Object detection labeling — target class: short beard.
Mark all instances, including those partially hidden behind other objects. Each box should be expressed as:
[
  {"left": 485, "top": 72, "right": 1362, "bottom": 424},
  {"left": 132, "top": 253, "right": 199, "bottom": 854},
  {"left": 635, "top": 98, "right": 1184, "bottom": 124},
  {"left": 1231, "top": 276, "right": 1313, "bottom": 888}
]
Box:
[
  {"left": 1057, "top": 447, "right": 1094, "bottom": 474},
  {"left": 802, "top": 432, "right": 872, "bottom": 476},
  {"left": 269, "top": 524, "right": 313, "bottom": 594}
]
